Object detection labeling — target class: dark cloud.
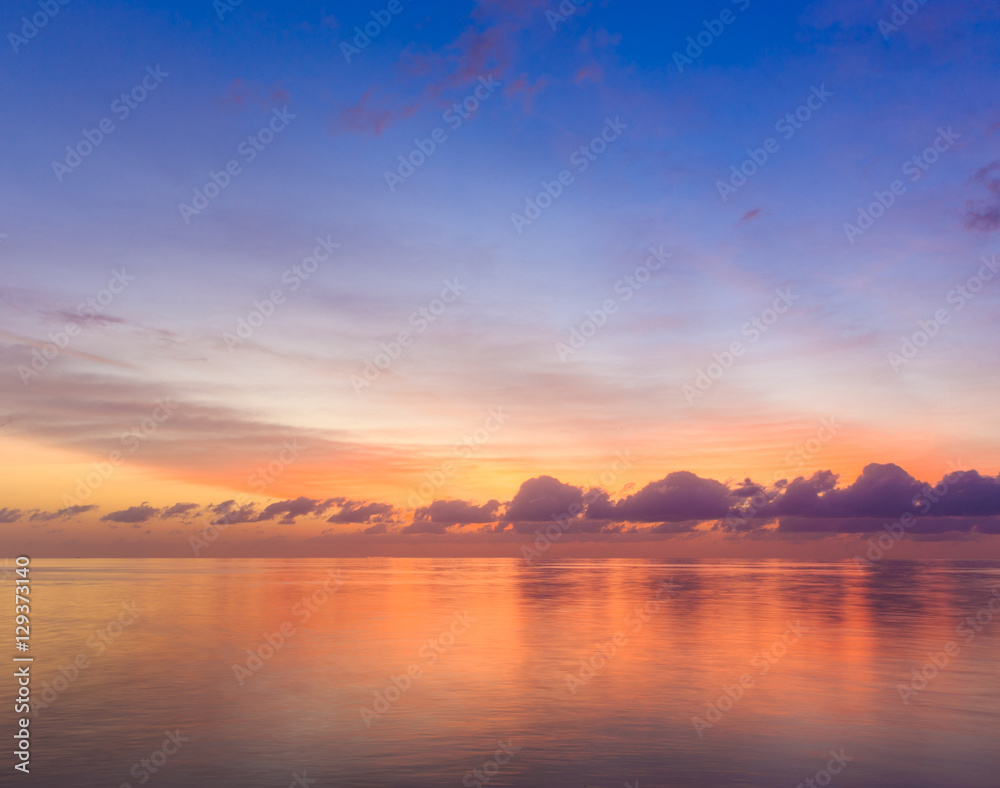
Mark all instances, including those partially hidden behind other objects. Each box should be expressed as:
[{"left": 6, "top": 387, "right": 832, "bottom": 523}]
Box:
[
  {"left": 161, "top": 502, "right": 199, "bottom": 519},
  {"left": 414, "top": 499, "right": 501, "bottom": 525},
  {"left": 927, "top": 470, "right": 1000, "bottom": 515},
  {"left": 29, "top": 504, "right": 99, "bottom": 521},
  {"left": 401, "top": 519, "right": 452, "bottom": 535},
  {"left": 101, "top": 497, "right": 394, "bottom": 528},
  {"left": 101, "top": 503, "right": 160, "bottom": 524},
  {"left": 769, "top": 464, "right": 924, "bottom": 518},
  {"left": 506, "top": 517, "right": 610, "bottom": 535},
  {"left": 61, "top": 503, "right": 100, "bottom": 517},
  {"left": 48, "top": 465, "right": 1000, "bottom": 541},
  {"left": 404, "top": 499, "right": 501, "bottom": 534},
  {"left": 650, "top": 521, "right": 700, "bottom": 534},
  {"left": 210, "top": 500, "right": 259, "bottom": 525},
  {"left": 505, "top": 476, "right": 582, "bottom": 523},
  {"left": 327, "top": 501, "right": 394, "bottom": 524},
  {"left": 587, "top": 471, "right": 733, "bottom": 522},
  {"left": 770, "top": 470, "right": 839, "bottom": 514},
  {"left": 731, "top": 465, "right": 1000, "bottom": 533},
  {"left": 0, "top": 508, "right": 22, "bottom": 523},
  {"left": 257, "top": 497, "right": 335, "bottom": 524}
]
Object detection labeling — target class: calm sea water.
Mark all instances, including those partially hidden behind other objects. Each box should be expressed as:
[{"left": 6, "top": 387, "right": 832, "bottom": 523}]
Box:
[{"left": 6, "top": 559, "right": 1000, "bottom": 787}]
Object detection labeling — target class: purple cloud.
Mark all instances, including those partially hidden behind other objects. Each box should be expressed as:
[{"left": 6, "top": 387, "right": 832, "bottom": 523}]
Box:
[
  {"left": 327, "top": 500, "right": 394, "bottom": 524},
  {"left": 161, "top": 502, "right": 199, "bottom": 519},
  {"left": 101, "top": 503, "right": 160, "bottom": 524},
  {"left": 415, "top": 499, "right": 501, "bottom": 525},
  {"left": 504, "top": 476, "right": 583, "bottom": 523},
  {"left": 30, "top": 504, "right": 99, "bottom": 521},
  {"left": 587, "top": 471, "right": 734, "bottom": 522},
  {"left": 256, "top": 496, "right": 336, "bottom": 524}
]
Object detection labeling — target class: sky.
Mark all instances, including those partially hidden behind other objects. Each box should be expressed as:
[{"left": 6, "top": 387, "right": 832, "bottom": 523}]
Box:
[{"left": 2, "top": 0, "right": 1000, "bottom": 557}]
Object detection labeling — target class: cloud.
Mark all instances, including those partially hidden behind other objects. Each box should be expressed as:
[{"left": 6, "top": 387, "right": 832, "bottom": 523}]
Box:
[
  {"left": 401, "top": 519, "right": 451, "bottom": 534},
  {"left": 402, "top": 500, "right": 500, "bottom": 534},
  {"left": 584, "top": 464, "right": 1000, "bottom": 535},
  {"left": 739, "top": 207, "right": 762, "bottom": 224},
  {"left": 0, "top": 366, "right": 399, "bottom": 497},
  {"left": 414, "top": 498, "right": 501, "bottom": 525},
  {"left": 333, "top": 88, "right": 419, "bottom": 135},
  {"left": 327, "top": 500, "right": 394, "bottom": 523},
  {"left": 29, "top": 504, "right": 99, "bottom": 521},
  {"left": 502, "top": 73, "right": 549, "bottom": 108},
  {"left": 965, "top": 161, "right": 1000, "bottom": 232},
  {"left": 729, "top": 465, "right": 1000, "bottom": 533},
  {"left": 587, "top": 471, "right": 734, "bottom": 522},
  {"left": 762, "top": 470, "right": 840, "bottom": 517},
  {"left": 574, "top": 63, "right": 602, "bottom": 85},
  {"left": 504, "top": 476, "right": 583, "bottom": 523},
  {"left": 101, "top": 503, "right": 160, "bottom": 524},
  {"left": 913, "top": 469, "right": 1000, "bottom": 516},
  {"left": 331, "top": 0, "right": 560, "bottom": 136},
  {"left": 210, "top": 500, "right": 259, "bottom": 525},
  {"left": 769, "top": 463, "right": 924, "bottom": 518},
  {"left": 0, "top": 331, "right": 134, "bottom": 369},
  {"left": 215, "top": 496, "right": 396, "bottom": 525},
  {"left": 48, "top": 310, "right": 127, "bottom": 328},
  {"left": 650, "top": 521, "right": 700, "bottom": 534},
  {"left": 429, "top": 24, "right": 512, "bottom": 94},
  {"left": 161, "top": 502, "right": 199, "bottom": 519},
  {"left": 256, "top": 496, "right": 336, "bottom": 524},
  {"left": 44, "top": 465, "right": 1000, "bottom": 542},
  {"left": 0, "top": 508, "right": 22, "bottom": 523}
]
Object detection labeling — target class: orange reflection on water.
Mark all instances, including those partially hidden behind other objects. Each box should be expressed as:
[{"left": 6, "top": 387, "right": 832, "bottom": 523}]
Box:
[{"left": 14, "top": 558, "right": 1000, "bottom": 787}]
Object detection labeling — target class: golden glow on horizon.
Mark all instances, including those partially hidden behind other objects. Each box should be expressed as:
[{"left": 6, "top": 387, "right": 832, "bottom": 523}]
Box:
[{"left": 3, "top": 426, "right": 994, "bottom": 515}]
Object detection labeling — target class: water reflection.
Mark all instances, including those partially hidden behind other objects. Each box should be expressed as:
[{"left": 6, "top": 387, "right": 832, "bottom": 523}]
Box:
[{"left": 8, "top": 559, "right": 1000, "bottom": 787}]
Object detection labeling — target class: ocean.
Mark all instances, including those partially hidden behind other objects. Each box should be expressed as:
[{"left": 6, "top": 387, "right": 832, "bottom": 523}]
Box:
[{"left": 8, "top": 558, "right": 1000, "bottom": 787}]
